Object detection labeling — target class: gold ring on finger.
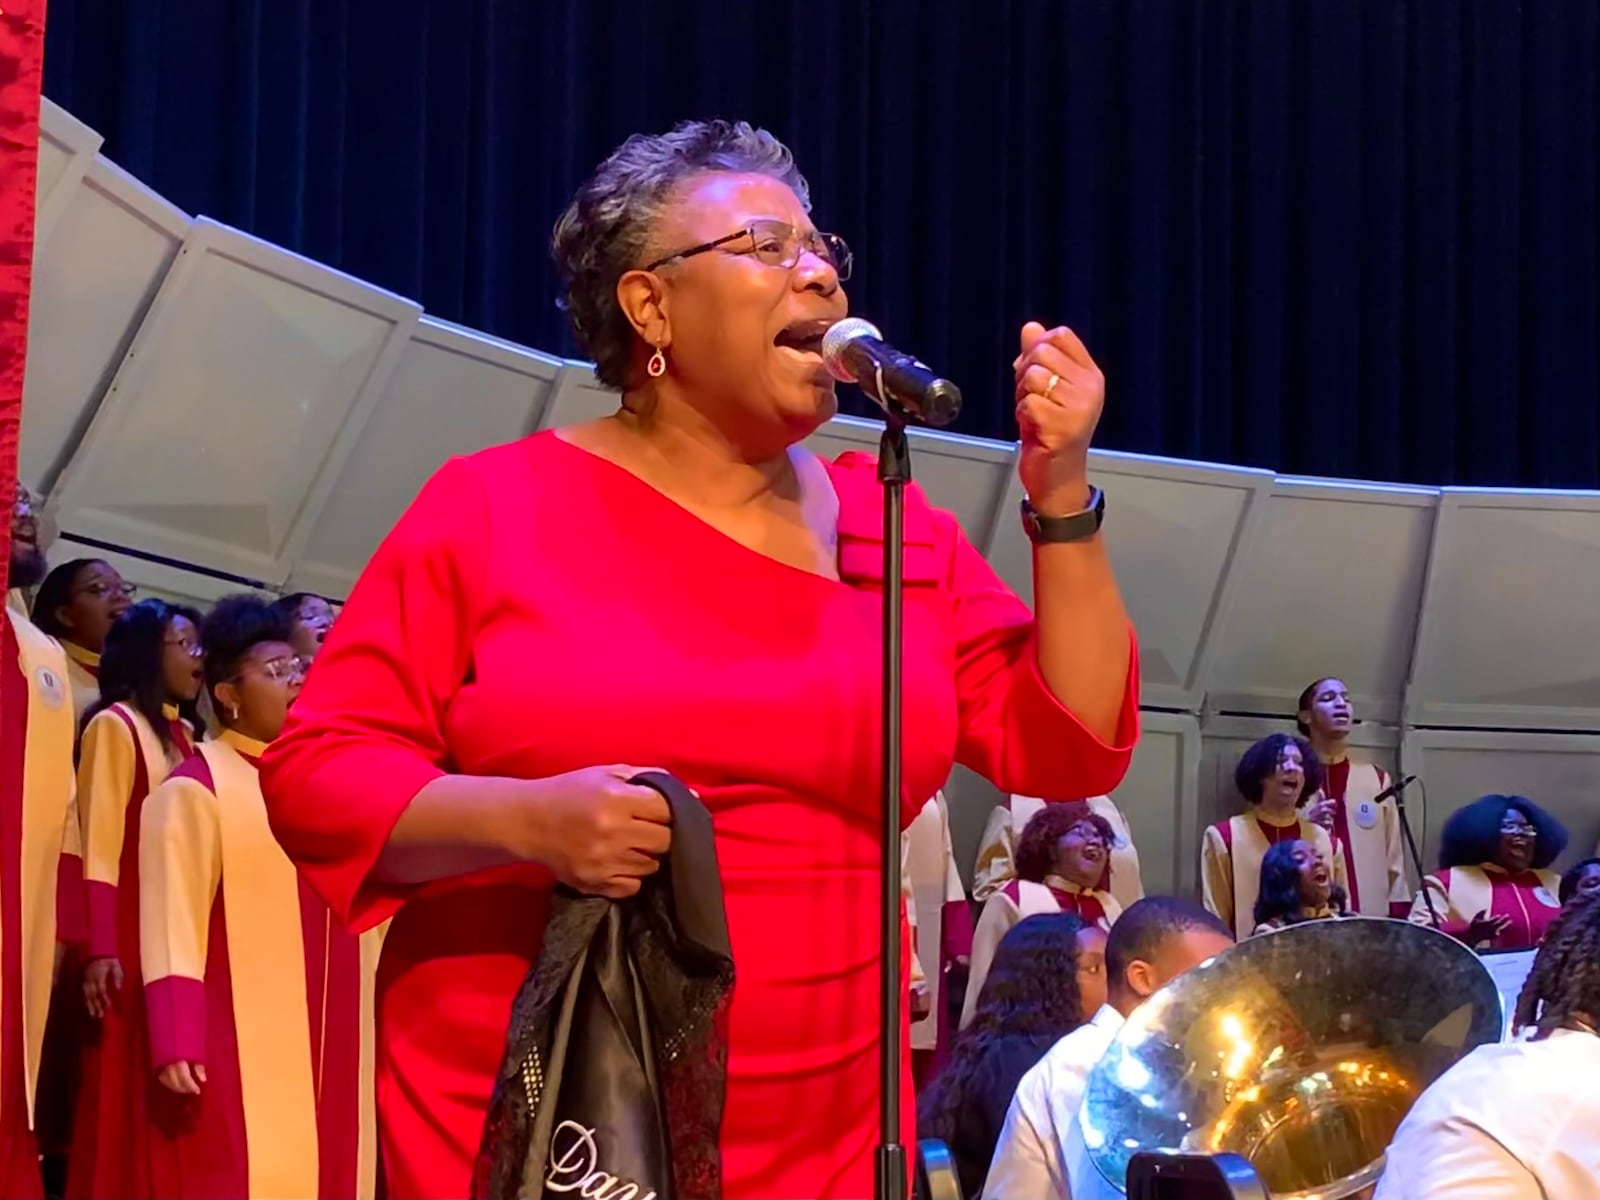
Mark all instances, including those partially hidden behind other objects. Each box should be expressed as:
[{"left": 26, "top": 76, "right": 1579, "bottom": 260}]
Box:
[{"left": 1045, "top": 372, "right": 1060, "bottom": 398}]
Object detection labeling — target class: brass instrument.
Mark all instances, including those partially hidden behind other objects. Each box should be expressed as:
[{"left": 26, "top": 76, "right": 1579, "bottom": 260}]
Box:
[{"left": 1080, "top": 917, "right": 1502, "bottom": 1200}]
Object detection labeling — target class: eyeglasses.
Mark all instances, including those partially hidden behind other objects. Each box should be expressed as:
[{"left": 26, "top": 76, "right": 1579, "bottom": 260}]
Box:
[
  {"left": 1063, "top": 822, "right": 1108, "bottom": 848},
  {"left": 1500, "top": 819, "right": 1536, "bottom": 837},
  {"left": 164, "top": 637, "right": 204, "bottom": 659},
  {"left": 644, "top": 219, "right": 853, "bottom": 281},
  {"left": 76, "top": 580, "right": 137, "bottom": 601},
  {"left": 252, "top": 655, "right": 310, "bottom": 684}
]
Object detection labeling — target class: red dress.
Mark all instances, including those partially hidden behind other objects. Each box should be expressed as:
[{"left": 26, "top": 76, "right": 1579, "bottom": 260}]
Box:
[{"left": 261, "top": 432, "right": 1140, "bottom": 1200}]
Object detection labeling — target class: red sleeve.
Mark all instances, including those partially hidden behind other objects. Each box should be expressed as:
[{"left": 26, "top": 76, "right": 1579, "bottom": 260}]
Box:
[
  {"left": 55, "top": 852, "right": 86, "bottom": 948},
  {"left": 260, "top": 457, "right": 491, "bottom": 932},
  {"left": 944, "top": 522, "right": 1139, "bottom": 799}
]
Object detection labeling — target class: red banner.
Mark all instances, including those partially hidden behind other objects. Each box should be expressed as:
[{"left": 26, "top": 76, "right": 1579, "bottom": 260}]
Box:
[{"left": 0, "top": 0, "right": 48, "bottom": 596}]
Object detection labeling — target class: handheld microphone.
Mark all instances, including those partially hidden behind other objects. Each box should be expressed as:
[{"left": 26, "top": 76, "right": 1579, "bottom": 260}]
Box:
[
  {"left": 821, "top": 318, "right": 962, "bottom": 428},
  {"left": 1373, "top": 774, "right": 1418, "bottom": 805}
]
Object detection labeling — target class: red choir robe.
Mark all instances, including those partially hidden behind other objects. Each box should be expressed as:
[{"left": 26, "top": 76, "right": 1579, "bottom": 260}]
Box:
[
  {"left": 1201, "top": 811, "right": 1345, "bottom": 940},
  {"left": 1321, "top": 758, "right": 1411, "bottom": 917},
  {"left": 139, "top": 730, "right": 381, "bottom": 1199},
  {"left": 259, "top": 436, "right": 1141, "bottom": 1200},
  {"left": 61, "top": 643, "right": 100, "bottom": 725},
  {"left": 971, "top": 792, "right": 1143, "bottom": 909},
  {"left": 2, "top": 602, "right": 80, "bottom": 1199},
  {"left": 901, "top": 791, "right": 968, "bottom": 1060},
  {"left": 1409, "top": 864, "right": 1563, "bottom": 951},
  {"left": 67, "top": 701, "right": 193, "bottom": 1199},
  {"left": 960, "top": 876, "right": 1120, "bottom": 1029}
]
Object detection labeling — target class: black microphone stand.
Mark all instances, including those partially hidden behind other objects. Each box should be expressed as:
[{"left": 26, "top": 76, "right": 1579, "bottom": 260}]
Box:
[
  {"left": 876, "top": 411, "right": 911, "bottom": 1200},
  {"left": 1390, "top": 778, "right": 1441, "bottom": 928}
]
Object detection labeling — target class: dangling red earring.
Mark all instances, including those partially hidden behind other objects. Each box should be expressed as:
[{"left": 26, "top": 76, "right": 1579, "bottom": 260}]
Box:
[{"left": 647, "top": 346, "right": 666, "bottom": 378}]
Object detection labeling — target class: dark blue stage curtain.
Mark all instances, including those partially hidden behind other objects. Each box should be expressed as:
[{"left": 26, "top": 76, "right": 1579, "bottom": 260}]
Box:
[{"left": 42, "top": 0, "right": 1600, "bottom": 488}]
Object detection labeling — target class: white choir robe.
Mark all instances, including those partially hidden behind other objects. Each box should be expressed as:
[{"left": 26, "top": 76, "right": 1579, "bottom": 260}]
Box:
[
  {"left": 1200, "top": 811, "right": 1345, "bottom": 940},
  {"left": 1373, "top": 1029, "right": 1600, "bottom": 1200},
  {"left": 1322, "top": 758, "right": 1411, "bottom": 916},
  {"left": 901, "top": 791, "right": 967, "bottom": 1052},
  {"left": 972, "top": 793, "right": 1143, "bottom": 909},
  {"left": 960, "top": 878, "right": 1119, "bottom": 1030},
  {"left": 982, "top": 1004, "right": 1126, "bottom": 1200}
]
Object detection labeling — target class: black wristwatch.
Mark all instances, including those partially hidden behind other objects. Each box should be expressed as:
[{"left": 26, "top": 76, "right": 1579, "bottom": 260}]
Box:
[{"left": 1020, "top": 486, "right": 1105, "bottom": 544}]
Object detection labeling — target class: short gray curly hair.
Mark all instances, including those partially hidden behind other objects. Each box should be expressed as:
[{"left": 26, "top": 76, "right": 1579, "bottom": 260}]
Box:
[{"left": 551, "top": 119, "right": 812, "bottom": 389}]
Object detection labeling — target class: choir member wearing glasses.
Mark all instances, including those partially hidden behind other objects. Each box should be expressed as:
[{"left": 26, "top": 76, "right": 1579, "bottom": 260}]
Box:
[
  {"left": 30, "top": 560, "right": 135, "bottom": 722},
  {"left": 68, "top": 599, "right": 204, "bottom": 1199},
  {"left": 137, "top": 595, "right": 381, "bottom": 1199},
  {"left": 1410, "top": 793, "right": 1567, "bottom": 951},
  {"left": 258, "top": 119, "right": 1138, "bottom": 1199}
]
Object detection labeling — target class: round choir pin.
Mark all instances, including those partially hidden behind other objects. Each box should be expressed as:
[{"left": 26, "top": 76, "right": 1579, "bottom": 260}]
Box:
[
  {"left": 1353, "top": 799, "right": 1379, "bottom": 830},
  {"left": 35, "top": 665, "right": 66, "bottom": 710},
  {"left": 1533, "top": 885, "right": 1560, "bottom": 909}
]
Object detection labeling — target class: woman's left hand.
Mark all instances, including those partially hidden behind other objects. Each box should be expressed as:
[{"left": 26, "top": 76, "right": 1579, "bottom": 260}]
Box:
[{"left": 1013, "top": 321, "right": 1105, "bottom": 515}]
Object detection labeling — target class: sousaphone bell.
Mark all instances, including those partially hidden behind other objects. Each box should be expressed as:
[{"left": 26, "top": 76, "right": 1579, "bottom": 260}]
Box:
[{"left": 1079, "top": 917, "right": 1502, "bottom": 1200}]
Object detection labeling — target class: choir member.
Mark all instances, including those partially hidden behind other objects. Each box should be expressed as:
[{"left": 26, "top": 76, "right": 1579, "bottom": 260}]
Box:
[
  {"left": 1374, "top": 893, "right": 1600, "bottom": 1199},
  {"left": 270, "top": 592, "right": 335, "bottom": 659},
  {"left": 1560, "top": 857, "right": 1600, "bottom": 908},
  {"left": 259, "top": 119, "right": 1139, "bottom": 1199},
  {"left": 972, "top": 792, "right": 1143, "bottom": 909},
  {"left": 2, "top": 485, "right": 80, "bottom": 1200},
  {"left": 67, "top": 599, "right": 204, "bottom": 1199},
  {"left": 983, "top": 898, "right": 1234, "bottom": 1200},
  {"left": 903, "top": 790, "right": 970, "bottom": 1070},
  {"left": 138, "top": 595, "right": 380, "bottom": 1199},
  {"left": 1410, "top": 794, "right": 1567, "bottom": 950},
  {"left": 1250, "top": 838, "right": 1348, "bottom": 935},
  {"left": 1296, "top": 677, "right": 1410, "bottom": 916},
  {"left": 962, "top": 803, "right": 1121, "bottom": 1028},
  {"left": 917, "top": 913, "right": 1105, "bottom": 1200},
  {"left": 30, "top": 560, "right": 134, "bottom": 722},
  {"left": 1202, "top": 734, "right": 1345, "bottom": 939}
]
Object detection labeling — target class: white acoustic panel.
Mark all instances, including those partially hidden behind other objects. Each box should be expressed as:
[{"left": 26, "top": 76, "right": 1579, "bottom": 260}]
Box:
[
  {"left": 1197, "top": 714, "right": 1402, "bottom": 836},
  {"left": 33, "top": 98, "right": 103, "bottom": 248},
  {"left": 988, "top": 451, "right": 1274, "bottom": 711},
  {"left": 1114, "top": 711, "right": 1203, "bottom": 899},
  {"left": 289, "top": 319, "right": 563, "bottom": 599},
  {"left": 1207, "top": 479, "right": 1437, "bottom": 725},
  {"left": 1409, "top": 490, "right": 1600, "bottom": 731},
  {"left": 536, "top": 366, "right": 623, "bottom": 429},
  {"left": 49, "top": 218, "right": 420, "bottom": 587},
  {"left": 805, "top": 417, "right": 1016, "bottom": 550},
  {"left": 21, "top": 158, "right": 190, "bottom": 493},
  {"left": 1399, "top": 728, "right": 1600, "bottom": 876}
]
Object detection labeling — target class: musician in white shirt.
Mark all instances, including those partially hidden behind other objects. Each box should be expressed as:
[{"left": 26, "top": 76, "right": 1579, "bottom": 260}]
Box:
[
  {"left": 982, "top": 898, "right": 1234, "bottom": 1200},
  {"left": 1374, "top": 892, "right": 1600, "bottom": 1200}
]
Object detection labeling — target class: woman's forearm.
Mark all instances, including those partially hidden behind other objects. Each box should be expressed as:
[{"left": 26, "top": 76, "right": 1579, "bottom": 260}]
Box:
[
  {"left": 370, "top": 774, "right": 540, "bottom": 885},
  {"left": 1031, "top": 531, "right": 1133, "bottom": 744}
]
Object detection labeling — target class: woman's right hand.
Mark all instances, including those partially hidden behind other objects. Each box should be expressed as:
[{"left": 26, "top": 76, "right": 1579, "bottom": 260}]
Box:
[
  {"left": 523, "top": 765, "right": 675, "bottom": 899},
  {"left": 1465, "top": 909, "right": 1513, "bottom": 946},
  {"left": 157, "top": 1061, "right": 206, "bottom": 1095},
  {"left": 83, "top": 956, "right": 124, "bottom": 1019}
]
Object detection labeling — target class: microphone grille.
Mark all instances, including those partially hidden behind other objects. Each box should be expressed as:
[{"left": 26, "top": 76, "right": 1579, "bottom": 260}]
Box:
[{"left": 820, "top": 317, "right": 882, "bottom": 382}]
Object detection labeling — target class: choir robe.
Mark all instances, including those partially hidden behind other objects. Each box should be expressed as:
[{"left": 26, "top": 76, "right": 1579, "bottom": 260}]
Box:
[
  {"left": 61, "top": 643, "right": 100, "bottom": 725},
  {"left": 1201, "top": 811, "right": 1345, "bottom": 940},
  {"left": 901, "top": 791, "right": 968, "bottom": 1055},
  {"left": 1321, "top": 758, "right": 1410, "bottom": 917},
  {"left": 1408, "top": 863, "right": 1562, "bottom": 951},
  {"left": 67, "top": 701, "right": 193, "bottom": 1199},
  {"left": 971, "top": 793, "right": 1143, "bottom": 909},
  {"left": 1, "top": 602, "right": 80, "bottom": 1199},
  {"left": 960, "top": 876, "right": 1119, "bottom": 1029},
  {"left": 138, "top": 730, "right": 381, "bottom": 1199}
]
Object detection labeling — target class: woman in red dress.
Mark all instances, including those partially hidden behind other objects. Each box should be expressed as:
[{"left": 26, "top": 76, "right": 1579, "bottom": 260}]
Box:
[{"left": 260, "top": 119, "right": 1140, "bottom": 1200}]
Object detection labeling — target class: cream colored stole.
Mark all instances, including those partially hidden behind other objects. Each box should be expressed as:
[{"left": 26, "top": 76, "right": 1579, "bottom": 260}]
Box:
[
  {"left": 7, "top": 606, "right": 76, "bottom": 1124},
  {"left": 902, "top": 792, "right": 963, "bottom": 1050},
  {"left": 199, "top": 737, "right": 319, "bottom": 1199},
  {"left": 1340, "top": 762, "right": 1401, "bottom": 916}
]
